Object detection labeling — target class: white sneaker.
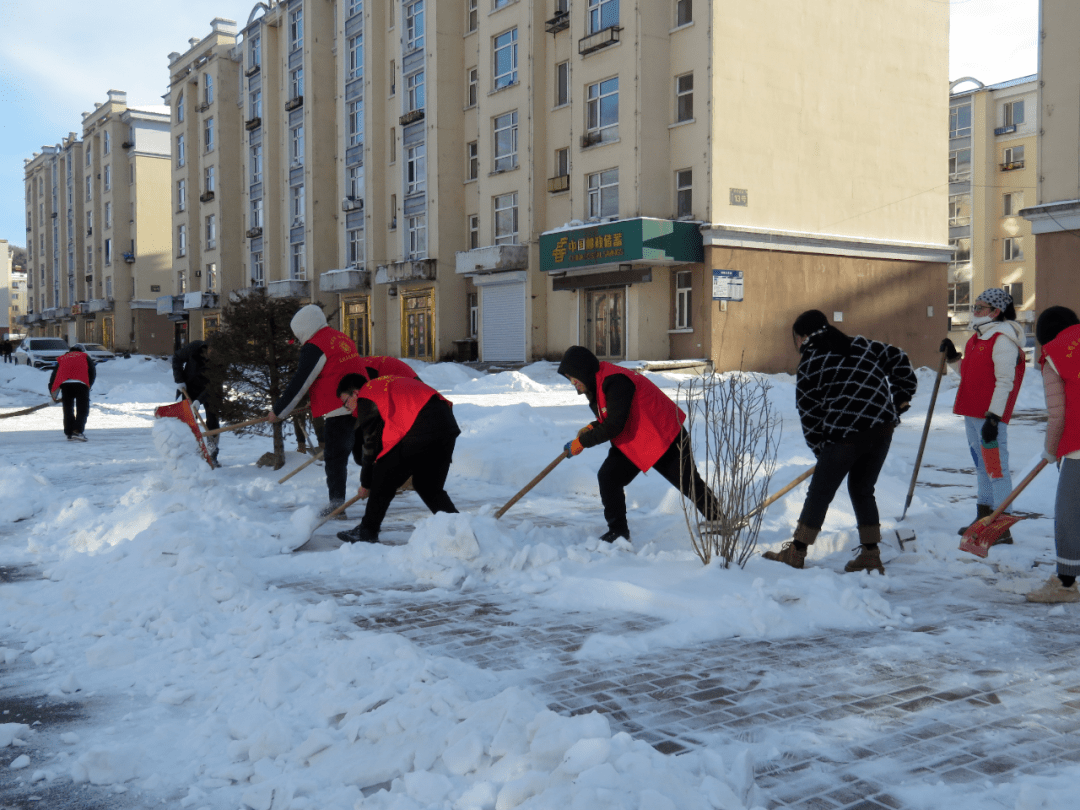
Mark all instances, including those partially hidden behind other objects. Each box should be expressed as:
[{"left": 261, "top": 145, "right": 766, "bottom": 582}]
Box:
[{"left": 1025, "top": 576, "right": 1080, "bottom": 604}]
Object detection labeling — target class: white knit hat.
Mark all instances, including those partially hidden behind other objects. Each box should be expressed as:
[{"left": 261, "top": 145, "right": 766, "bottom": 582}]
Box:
[{"left": 290, "top": 304, "right": 327, "bottom": 343}]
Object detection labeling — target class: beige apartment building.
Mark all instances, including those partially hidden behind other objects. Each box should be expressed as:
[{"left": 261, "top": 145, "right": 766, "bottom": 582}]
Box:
[
  {"left": 192, "top": 0, "right": 949, "bottom": 370},
  {"left": 166, "top": 19, "right": 244, "bottom": 347},
  {"left": 947, "top": 76, "right": 1038, "bottom": 342},
  {"left": 1021, "top": 0, "right": 1080, "bottom": 317},
  {"left": 1, "top": 239, "right": 24, "bottom": 340},
  {"left": 21, "top": 91, "right": 174, "bottom": 353}
]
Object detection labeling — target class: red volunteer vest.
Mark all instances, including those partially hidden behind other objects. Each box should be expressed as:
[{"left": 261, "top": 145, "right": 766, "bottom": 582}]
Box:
[
  {"left": 50, "top": 352, "right": 90, "bottom": 394},
  {"left": 953, "top": 331, "right": 1025, "bottom": 423},
  {"left": 1041, "top": 324, "right": 1080, "bottom": 456},
  {"left": 363, "top": 356, "right": 418, "bottom": 380},
  {"left": 358, "top": 376, "right": 448, "bottom": 460},
  {"left": 595, "top": 363, "right": 685, "bottom": 472},
  {"left": 307, "top": 327, "right": 369, "bottom": 418}
]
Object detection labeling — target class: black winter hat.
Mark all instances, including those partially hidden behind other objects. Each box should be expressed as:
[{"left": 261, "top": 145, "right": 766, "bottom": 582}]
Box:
[
  {"left": 1036, "top": 306, "right": 1080, "bottom": 347},
  {"left": 557, "top": 346, "right": 600, "bottom": 388}
]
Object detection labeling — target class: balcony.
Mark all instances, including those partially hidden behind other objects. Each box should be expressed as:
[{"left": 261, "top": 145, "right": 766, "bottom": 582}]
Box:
[
  {"left": 579, "top": 26, "right": 621, "bottom": 56},
  {"left": 199, "top": 191, "right": 215, "bottom": 203},
  {"left": 121, "top": 141, "right": 134, "bottom": 149},
  {"left": 197, "top": 101, "right": 211, "bottom": 113},
  {"left": 42, "top": 308, "right": 57, "bottom": 321},
  {"left": 375, "top": 259, "right": 437, "bottom": 284},
  {"left": 183, "top": 291, "right": 219, "bottom": 310},
  {"left": 284, "top": 95, "right": 303, "bottom": 112},
  {"left": 455, "top": 245, "right": 528, "bottom": 276},
  {"left": 56, "top": 307, "right": 71, "bottom": 319},
  {"left": 244, "top": 64, "right": 260, "bottom": 78},
  {"left": 341, "top": 197, "right": 363, "bottom": 212},
  {"left": 994, "top": 124, "right": 1017, "bottom": 136},
  {"left": 547, "top": 174, "right": 570, "bottom": 193},
  {"left": 1000, "top": 160, "right": 1025, "bottom": 171},
  {"left": 545, "top": 9, "right": 570, "bottom": 34},
  {"left": 245, "top": 117, "right": 262, "bottom": 131},
  {"left": 88, "top": 298, "right": 113, "bottom": 313},
  {"left": 123, "top": 252, "right": 136, "bottom": 264},
  {"left": 399, "top": 108, "right": 425, "bottom": 126},
  {"left": 319, "top": 267, "right": 371, "bottom": 293},
  {"left": 246, "top": 226, "right": 263, "bottom": 239},
  {"left": 267, "top": 279, "right": 311, "bottom": 299}
]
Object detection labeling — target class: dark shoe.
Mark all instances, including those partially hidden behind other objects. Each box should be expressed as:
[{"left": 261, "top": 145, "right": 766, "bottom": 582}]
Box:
[
  {"left": 72, "top": 433, "right": 88, "bottom": 442},
  {"left": 762, "top": 542, "right": 807, "bottom": 569},
  {"left": 337, "top": 525, "right": 380, "bottom": 544},
  {"left": 599, "top": 529, "right": 630, "bottom": 544},
  {"left": 958, "top": 503, "right": 994, "bottom": 536},
  {"left": 992, "top": 528, "right": 1014, "bottom": 546},
  {"left": 844, "top": 544, "right": 885, "bottom": 574}
]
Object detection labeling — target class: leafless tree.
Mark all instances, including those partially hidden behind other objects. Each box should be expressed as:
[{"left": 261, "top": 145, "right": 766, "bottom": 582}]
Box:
[{"left": 678, "top": 371, "right": 781, "bottom": 568}]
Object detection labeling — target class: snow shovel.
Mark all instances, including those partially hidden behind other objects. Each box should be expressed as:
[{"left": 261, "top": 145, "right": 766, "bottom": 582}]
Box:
[
  {"left": 0, "top": 401, "right": 53, "bottom": 420},
  {"left": 959, "top": 459, "right": 1048, "bottom": 557},
  {"left": 898, "top": 348, "right": 949, "bottom": 522},
  {"left": 278, "top": 448, "right": 324, "bottom": 484},
  {"left": 494, "top": 450, "right": 568, "bottom": 519},
  {"left": 154, "top": 397, "right": 215, "bottom": 468},
  {"left": 700, "top": 465, "right": 816, "bottom": 536},
  {"left": 290, "top": 492, "right": 367, "bottom": 551}
]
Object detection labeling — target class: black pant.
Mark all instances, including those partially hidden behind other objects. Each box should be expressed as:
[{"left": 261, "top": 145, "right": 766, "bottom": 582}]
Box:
[
  {"left": 597, "top": 429, "right": 719, "bottom": 534},
  {"left": 324, "top": 414, "right": 357, "bottom": 503},
  {"left": 181, "top": 387, "right": 220, "bottom": 432},
  {"left": 798, "top": 424, "right": 893, "bottom": 531},
  {"left": 60, "top": 383, "right": 90, "bottom": 436},
  {"left": 360, "top": 433, "right": 459, "bottom": 533}
]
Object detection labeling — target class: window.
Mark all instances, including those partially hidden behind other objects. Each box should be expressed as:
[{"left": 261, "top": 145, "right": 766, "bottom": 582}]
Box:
[
  {"left": 948, "top": 194, "right": 969, "bottom": 226},
  {"left": 494, "top": 192, "right": 518, "bottom": 244},
  {"left": 348, "top": 100, "right": 364, "bottom": 146},
  {"left": 390, "top": 127, "right": 396, "bottom": 162},
  {"left": 103, "top": 131, "right": 111, "bottom": 155},
  {"left": 467, "top": 141, "right": 479, "bottom": 180},
  {"left": 407, "top": 71, "right": 425, "bottom": 111},
  {"left": 349, "top": 36, "right": 363, "bottom": 79},
  {"left": 493, "top": 28, "right": 518, "bottom": 89},
  {"left": 588, "top": 0, "right": 619, "bottom": 34},
  {"left": 205, "top": 165, "right": 215, "bottom": 193},
  {"left": 86, "top": 210, "right": 92, "bottom": 231},
  {"left": 177, "top": 134, "right": 186, "bottom": 167},
  {"left": 103, "top": 165, "right": 111, "bottom": 191},
  {"left": 1003, "top": 145, "right": 1025, "bottom": 169},
  {"left": 676, "top": 169, "right": 692, "bottom": 218},
  {"left": 204, "top": 117, "right": 215, "bottom": 151},
  {"left": 177, "top": 224, "right": 187, "bottom": 257},
  {"left": 1005, "top": 282, "right": 1024, "bottom": 307},
  {"left": 405, "top": 1, "right": 424, "bottom": 51},
  {"left": 86, "top": 246, "right": 93, "bottom": 273},
  {"left": 493, "top": 111, "right": 518, "bottom": 171},
  {"left": 104, "top": 202, "right": 112, "bottom": 229},
  {"left": 495, "top": 0, "right": 511, "bottom": 8},
  {"left": 289, "top": 7, "right": 303, "bottom": 51},
  {"left": 407, "top": 214, "right": 427, "bottom": 257},
  {"left": 348, "top": 228, "right": 365, "bottom": 267},
  {"left": 130, "top": 164, "right": 135, "bottom": 185},
  {"left": 250, "top": 144, "right": 262, "bottom": 184},
  {"left": 467, "top": 0, "right": 478, "bottom": 32},
  {"left": 948, "top": 148, "right": 970, "bottom": 180},
  {"left": 176, "top": 92, "right": 184, "bottom": 123},
  {"left": 468, "top": 214, "right": 479, "bottom": 250},
  {"left": 390, "top": 193, "right": 397, "bottom": 229},
  {"left": 587, "top": 168, "right": 618, "bottom": 219},
  {"left": 85, "top": 176, "right": 92, "bottom": 201},
  {"left": 675, "top": 270, "right": 692, "bottom": 329},
  {"left": 205, "top": 214, "right": 216, "bottom": 248},
  {"left": 206, "top": 263, "right": 218, "bottom": 293},
  {"left": 556, "top": 61, "right": 569, "bottom": 107},
  {"left": 250, "top": 89, "right": 262, "bottom": 120},
  {"left": 675, "top": 73, "right": 693, "bottom": 122},
  {"left": 1004, "top": 99, "right": 1024, "bottom": 127},
  {"left": 676, "top": 0, "right": 692, "bottom": 26},
  {"left": 586, "top": 77, "right": 619, "bottom": 143},
  {"left": 249, "top": 34, "right": 261, "bottom": 68},
  {"left": 290, "top": 67, "right": 304, "bottom": 99},
  {"left": 347, "top": 165, "right": 363, "bottom": 198},
  {"left": 1003, "top": 237, "right": 1023, "bottom": 261},
  {"left": 467, "top": 292, "right": 478, "bottom": 338},
  {"left": 251, "top": 198, "right": 263, "bottom": 228},
  {"left": 291, "top": 124, "right": 305, "bottom": 165},
  {"left": 291, "top": 243, "right": 306, "bottom": 280},
  {"left": 204, "top": 73, "right": 213, "bottom": 105},
  {"left": 104, "top": 239, "right": 112, "bottom": 265},
  {"left": 406, "top": 143, "right": 426, "bottom": 194},
  {"left": 555, "top": 147, "right": 569, "bottom": 177},
  {"left": 950, "top": 237, "right": 970, "bottom": 266},
  {"left": 389, "top": 59, "right": 396, "bottom": 95},
  {"left": 349, "top": 0, "right": 363, "bottom": 18},
  {"left": 949, "top": 104, "right": 972, "bottom": 138},
  {"left": 291, "top": 185, "right": 305, "bottom": 223},
  {"left": 467, "top": 67, "right": 478, "bottom": 107},
  {"left": 251, "top": 251, "right": 264, "bottom": 287},
  {"left": 1003, "top": 191, "right": 1022, "bottom": 217}
]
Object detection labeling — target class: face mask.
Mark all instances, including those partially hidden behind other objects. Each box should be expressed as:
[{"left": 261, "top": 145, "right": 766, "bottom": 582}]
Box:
[{"left": 971, "top": 315, "right": 993, "bottom": 328}]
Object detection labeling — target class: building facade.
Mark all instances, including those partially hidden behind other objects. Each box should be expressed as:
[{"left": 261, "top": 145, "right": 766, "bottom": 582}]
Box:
[
  {"left": 1021, "top": 0, "right": 1080, "bottom": 318},
  {"left": 1, "top": 239, "right": 22, "bottom": 340},
  {"left": 947, "top": 76, "right": 1038, "bottom": 341}
]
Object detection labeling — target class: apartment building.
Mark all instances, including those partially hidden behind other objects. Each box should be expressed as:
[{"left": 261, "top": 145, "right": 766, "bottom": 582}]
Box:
[
  {"left": 947, "top": 75, "right": 1038, "bottom": 341},
  {"left": 1, "top": 239, "right": 23, "bottom": 340},
  {"left": 1021, "top": 0, "right": 1080, "bottom": 317},
  {"left": 166, "top": 18, "right": 243, "bottom": 347}
]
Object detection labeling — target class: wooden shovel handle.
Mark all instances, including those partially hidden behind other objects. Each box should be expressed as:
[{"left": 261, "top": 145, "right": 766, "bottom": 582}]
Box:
[
  {"left": 278, "top": 448, "right": 324, "bottom": 484},
  {"left": 311, "top": 491, "right": 365, "bottom": 531},
  {"left": 743, "top": 465, "right": 816, "bottom": 520},
  {"left": 495, "top": 451, "right": 568, "bottom": 519},
  {"left": 983, "top": 459, "right": 1048, "bottom": 524},
  {"left": 200, "top": 414, "right": 269, "bottom": 437}
]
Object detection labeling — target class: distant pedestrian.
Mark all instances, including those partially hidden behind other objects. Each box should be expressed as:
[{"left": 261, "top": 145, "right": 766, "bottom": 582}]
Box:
[
  {"left": 48, "top": 346, "right": 96, "bottom": 441},
  {"left": 1, "top": 340, "right": 12, "bottom": 363},
  {"left": 172, "top": 339, "right": 223, "bottom": 467},
  {"left": 763, "top": 310, "right": 916, "bottom": 573},
  {"left": 1025, "top": 306, "right": 1080, "bottom": 603},
  {"left": 940, "top": 288, "right": 1026, "bottom": 544}
]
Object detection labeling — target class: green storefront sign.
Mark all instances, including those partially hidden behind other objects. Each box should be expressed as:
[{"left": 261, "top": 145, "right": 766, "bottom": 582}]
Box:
[{"left": 539, "top": 218, "right": 703, "bottom": 273}]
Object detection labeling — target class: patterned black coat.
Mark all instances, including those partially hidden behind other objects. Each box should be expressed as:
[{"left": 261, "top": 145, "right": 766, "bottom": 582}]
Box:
[{"left": 796, "top": 335, "right": 917, "bottom": 454}]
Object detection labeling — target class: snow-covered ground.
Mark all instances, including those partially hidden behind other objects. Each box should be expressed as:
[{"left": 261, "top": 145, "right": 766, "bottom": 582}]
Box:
[{"left": 0, "top": 353, "right": 1073, "bottom": 809}]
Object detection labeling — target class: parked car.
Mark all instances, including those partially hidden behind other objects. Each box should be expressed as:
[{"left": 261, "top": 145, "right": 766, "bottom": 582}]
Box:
[
  {"left": 72, "top": 343, "right": 116, "bottom": 364},
  {"left": 13, "top": 337, "right": 70, "bottom": 369}
]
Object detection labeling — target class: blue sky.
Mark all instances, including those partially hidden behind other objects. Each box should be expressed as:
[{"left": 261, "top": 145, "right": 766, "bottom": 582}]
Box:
[{"left": 0, "top": 0, "right": 1040, "bottom": 252}]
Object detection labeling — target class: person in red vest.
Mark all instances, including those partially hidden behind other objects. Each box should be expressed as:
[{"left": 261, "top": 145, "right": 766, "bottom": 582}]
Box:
[
  {"left": 557, "top": 345, "right": 719, "bottom": 544},
  {"left": 333, "top": 372, "right": 460, "bottom": 544},
  {"left": 268, "top": 305, "right": 370, "bottom": 518},
  {"left": 360, "top": 356, "right": 421, "bottom": 381},
  {"left": 48, "top": 345, "right": 96, "bottom": 442},
  {"left": 941, "top": 287, "right": 1027, "bottom": 544},
  {"left": 1026, "top": 306, "right": 1080, "bottom": 602}
]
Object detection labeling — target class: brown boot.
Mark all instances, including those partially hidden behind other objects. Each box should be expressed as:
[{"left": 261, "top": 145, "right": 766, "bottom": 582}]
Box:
[
  {"left": 763, "top": 523, "right": 818, "bottom": 569},
  {"left": 958, "top": 503, "right": 993, "bottom": 536},
  {"left": 845, "top": 525, "right": 885, "bottom": 574}
]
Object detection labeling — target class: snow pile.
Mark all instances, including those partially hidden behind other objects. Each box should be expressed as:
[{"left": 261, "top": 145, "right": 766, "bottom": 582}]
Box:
[
  {"left": 152, "top": 414, "right": 214, "bottom": 478},
  {"left": 0, "top": 464, "right": 52, "bottom": 523}
]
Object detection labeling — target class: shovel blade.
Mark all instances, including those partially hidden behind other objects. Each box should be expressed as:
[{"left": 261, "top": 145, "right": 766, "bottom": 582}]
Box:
[
  {"left": 154, "top": 400, "right": 214, "bottom": 468},
  {"left": 959, "top": 513, "right": 1024, "bottom": 557}
]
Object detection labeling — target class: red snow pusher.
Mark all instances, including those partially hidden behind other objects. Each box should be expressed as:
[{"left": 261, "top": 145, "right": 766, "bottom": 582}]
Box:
[
  {"left": 959, "top": 459, "right": 1048, "bottom": 557},
  {"left": 154, "top": 398, "right": 215, "bottom": 469}
]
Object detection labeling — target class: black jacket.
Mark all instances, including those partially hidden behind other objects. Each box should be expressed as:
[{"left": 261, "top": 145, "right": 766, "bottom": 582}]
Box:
[
  {"left": 556, "top": 345, "right": 635, "bottom": 448},
  {"left": 172, "top": 341, "right": 211, "bottom": 391},
  {"left": 355, "top": 396, "right": 460, "bottom": 488}
]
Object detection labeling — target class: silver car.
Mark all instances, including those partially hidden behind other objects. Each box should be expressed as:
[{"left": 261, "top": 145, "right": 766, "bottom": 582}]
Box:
[
  {"left": 13, "top": 338, "right": 70, "bottom": 369},
  {"left": 72, "top": 343, "right": 116, "bottom": 363}
]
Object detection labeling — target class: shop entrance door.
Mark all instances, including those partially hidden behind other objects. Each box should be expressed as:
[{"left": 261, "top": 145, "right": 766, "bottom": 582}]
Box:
[
  {"left": 585, "top": 288, "right": 625, "bottom": 361},
  {"left": 401, "top": 289, "right": 435, "bottom": 361},
  {"left": 345, "top": 297, "right": 371, "bottom": 356}
]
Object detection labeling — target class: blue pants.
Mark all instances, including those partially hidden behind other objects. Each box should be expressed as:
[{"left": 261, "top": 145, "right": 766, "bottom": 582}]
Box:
[{"left": 964, "top": 416, "right": 1012, "bottom": 509}]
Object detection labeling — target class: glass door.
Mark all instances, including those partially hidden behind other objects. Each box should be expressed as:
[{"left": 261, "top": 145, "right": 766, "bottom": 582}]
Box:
[{"left": 585, "top": 288, "right": 625, "bottom": 361}]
